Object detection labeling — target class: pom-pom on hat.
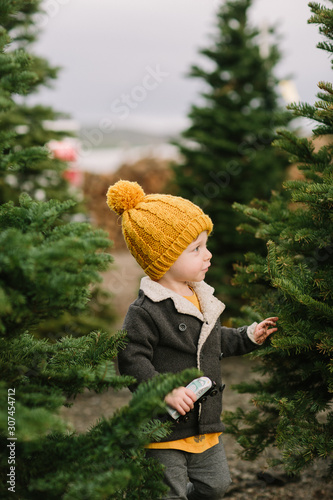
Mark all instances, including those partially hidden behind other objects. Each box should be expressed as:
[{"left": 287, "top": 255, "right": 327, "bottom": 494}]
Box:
[{"left": 106, "top": 180, "right": 213, "bottom": 280}]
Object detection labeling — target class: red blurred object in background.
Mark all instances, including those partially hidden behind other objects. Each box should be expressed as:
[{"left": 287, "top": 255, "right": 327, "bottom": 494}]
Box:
[
  {"left": 48, "top": 139, "right": 78, "bottom": 162},
  {"left": 48, "top": 139, "right": 83, "bottom": 187},
  {"left": 63, "top": 167, "right": 83, "bottom": 187}
]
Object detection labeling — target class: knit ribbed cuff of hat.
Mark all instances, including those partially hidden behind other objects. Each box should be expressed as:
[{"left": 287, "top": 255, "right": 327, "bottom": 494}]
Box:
[{"left": 144, "top": 214, "right": 213, "bottom": 280}]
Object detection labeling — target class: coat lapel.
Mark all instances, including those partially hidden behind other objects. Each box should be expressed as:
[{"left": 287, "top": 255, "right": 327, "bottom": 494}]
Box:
[
  {"left": 140, "top": 277, "right": 226, "bottom": 370},
  {"left": 188, "top": 280, "right": 225, "bottom": 370}
]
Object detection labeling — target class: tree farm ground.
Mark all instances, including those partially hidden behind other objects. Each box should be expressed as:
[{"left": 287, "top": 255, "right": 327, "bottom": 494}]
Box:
[{"left": 61, "top": 250, "right": 331, "bottom": 499}]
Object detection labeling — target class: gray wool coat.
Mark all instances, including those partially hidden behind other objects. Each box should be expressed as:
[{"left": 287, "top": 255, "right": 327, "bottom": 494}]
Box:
[{"left": 118, "top": 276, "right": 259, "bottom": 441}]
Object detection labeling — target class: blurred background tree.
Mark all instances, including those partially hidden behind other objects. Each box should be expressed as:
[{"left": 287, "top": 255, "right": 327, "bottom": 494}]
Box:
[
  {"left": 0, "top": 0, "right": 75, "bottom": 205},
  {"left": 171, "top": 0, "right": 293, "bottom": 319},
  {"left": 223, "top": 0, "right": 333, "bottom": 477}
]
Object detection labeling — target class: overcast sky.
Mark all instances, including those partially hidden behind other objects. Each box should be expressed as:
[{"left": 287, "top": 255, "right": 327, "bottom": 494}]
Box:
[{"left": 31, "top": 0, "right": 332, "bottom": 134}]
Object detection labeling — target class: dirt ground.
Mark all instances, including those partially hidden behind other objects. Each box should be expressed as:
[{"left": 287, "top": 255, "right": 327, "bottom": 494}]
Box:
[{"left": 61, "top": 251, "right": 331, "bottom": 499}]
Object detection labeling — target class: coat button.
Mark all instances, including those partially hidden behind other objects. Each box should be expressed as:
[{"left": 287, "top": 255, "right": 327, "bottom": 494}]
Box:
[{"left": 179, "top": 323, "right": 187, "bottom": 332}]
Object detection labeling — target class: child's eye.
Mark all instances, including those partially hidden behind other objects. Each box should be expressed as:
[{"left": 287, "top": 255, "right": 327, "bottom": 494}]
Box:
[{"left": 194, "top": 246, "right": 200, "bottom": 252}]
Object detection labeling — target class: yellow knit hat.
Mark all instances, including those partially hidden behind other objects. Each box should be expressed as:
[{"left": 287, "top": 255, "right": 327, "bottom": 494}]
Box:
[{"left": 106, "top": 180, "right": 213, "bottom": 280}]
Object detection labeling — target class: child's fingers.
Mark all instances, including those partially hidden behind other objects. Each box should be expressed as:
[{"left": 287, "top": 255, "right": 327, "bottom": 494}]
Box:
[
  {"left": 262, "top": 318, "right": 278, "bottom": 329},
  {"left": 185, "top": 388, "right": 197, "bottom": 403},
  {"left": 264, "top": 317, "right": 279, "bottom": 325},
  {"left": 166, "top": 387, "right": 196, "bottom": 414},
  {"left": 177, "top": 395, "right": 194, "bottom": 415},
  {"left": 255, "top": 318, "right": 278, "bottom": 343}
]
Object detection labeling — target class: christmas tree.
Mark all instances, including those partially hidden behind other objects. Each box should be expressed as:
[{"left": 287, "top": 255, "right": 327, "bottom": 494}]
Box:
[
  {"left": 0, "top": 0, "right": 116, "bottom": 340},
  {"left": 0, "top": 0, "right": 76, "bottom": 206},
  {"left": 0, "top": 1, "right": 195, "bottom": 497},
  {"left": 223, "top": 0, "right": 333, "bottom": 476},
  {"left": 171, "top": 0, "right": 292, "bottom": 317}
]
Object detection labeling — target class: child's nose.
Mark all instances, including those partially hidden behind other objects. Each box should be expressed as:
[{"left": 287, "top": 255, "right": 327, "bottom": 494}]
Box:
[{"left": 205, "top": 249, "right": 212, "bottom": 260}]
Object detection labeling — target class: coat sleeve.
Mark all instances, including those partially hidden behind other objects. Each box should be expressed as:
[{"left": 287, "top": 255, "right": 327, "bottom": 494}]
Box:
[
  {"left": 220, "top": 324, "right": 260, "bottom": 358},
  {"left": 118, "top": 303, "right": 160, "bottom": 391}
]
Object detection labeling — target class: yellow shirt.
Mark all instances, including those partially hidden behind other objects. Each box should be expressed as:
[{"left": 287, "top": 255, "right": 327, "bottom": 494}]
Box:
[
  {"left": 146, "top": 287, "right": 222, "bottom": 453},
  {"left": 146, "top": 432, "right": 221, "bottom": 453}
]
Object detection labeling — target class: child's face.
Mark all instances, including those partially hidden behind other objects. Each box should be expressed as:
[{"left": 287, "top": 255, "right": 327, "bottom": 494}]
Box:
[{"left": 165, "top": 231, "right": 212, "bottom": 283}]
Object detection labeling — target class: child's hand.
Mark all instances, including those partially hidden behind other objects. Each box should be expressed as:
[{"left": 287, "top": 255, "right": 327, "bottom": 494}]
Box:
[
  {"left": 254, "top": 317, "right": 279, "bottom": 344},
  {"left": 165, "top": 386, "right": 197, "bottom": 416}
]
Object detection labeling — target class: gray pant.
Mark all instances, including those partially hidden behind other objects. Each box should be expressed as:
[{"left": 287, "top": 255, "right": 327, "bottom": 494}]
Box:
[{"left": 146, "top": 435, "right": 232, "bottom": 499}]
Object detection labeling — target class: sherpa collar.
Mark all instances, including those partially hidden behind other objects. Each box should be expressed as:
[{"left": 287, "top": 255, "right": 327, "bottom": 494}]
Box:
[
  {"left": 140, "top": 276, "right": 225, "bottom": 328},
  {"left": 140, "top": 277, "right": 225, "bottom": 370}
]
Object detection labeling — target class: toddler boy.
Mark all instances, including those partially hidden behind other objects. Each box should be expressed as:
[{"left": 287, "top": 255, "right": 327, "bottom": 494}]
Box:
[{"left": 106, "top": 180, "right": 278, "bottom": 500}]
